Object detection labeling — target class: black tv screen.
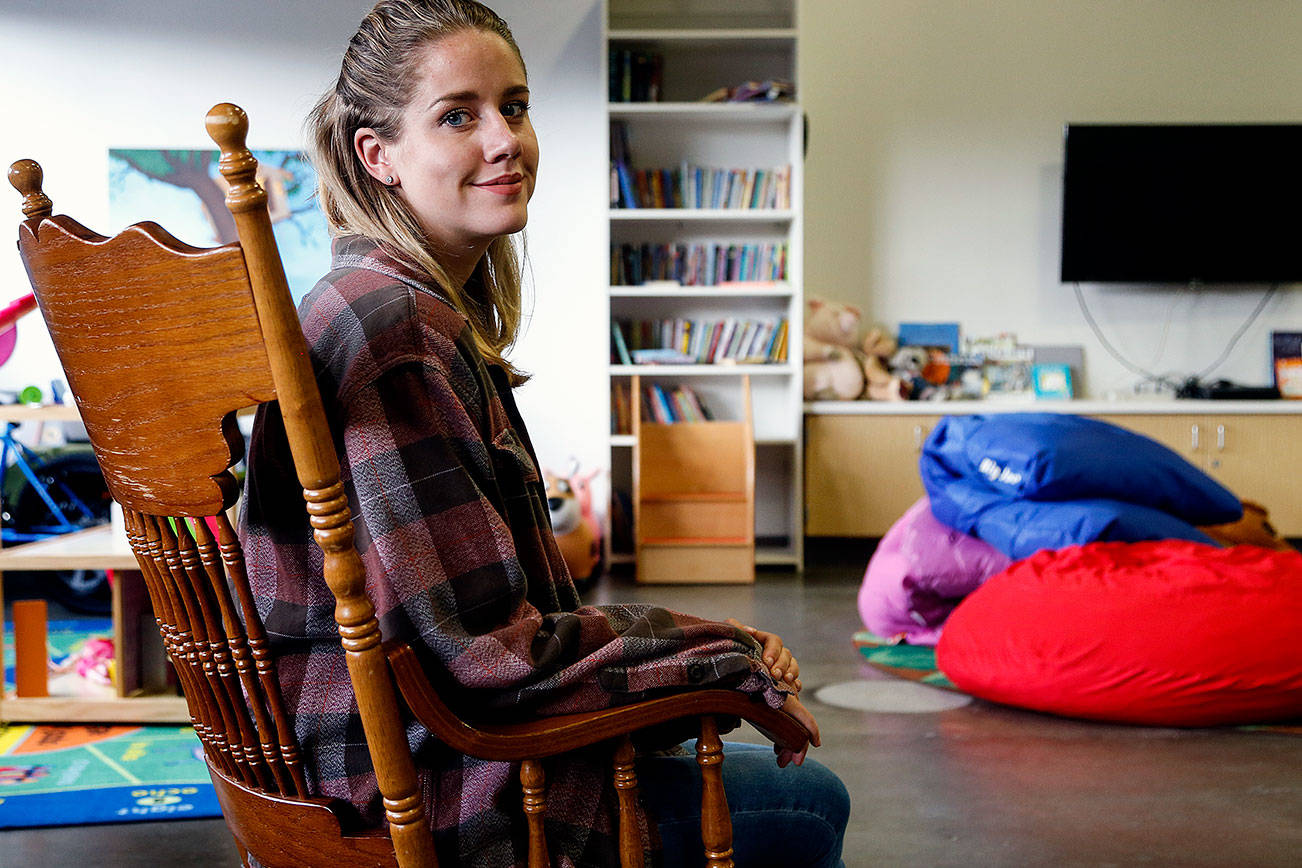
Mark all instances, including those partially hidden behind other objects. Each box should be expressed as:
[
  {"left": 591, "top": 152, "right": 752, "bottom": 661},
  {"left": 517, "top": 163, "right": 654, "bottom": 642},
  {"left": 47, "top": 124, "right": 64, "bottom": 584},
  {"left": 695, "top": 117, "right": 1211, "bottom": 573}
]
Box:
[{"left": 1060, "top": 124, "right": 1302, "bottom": 284}]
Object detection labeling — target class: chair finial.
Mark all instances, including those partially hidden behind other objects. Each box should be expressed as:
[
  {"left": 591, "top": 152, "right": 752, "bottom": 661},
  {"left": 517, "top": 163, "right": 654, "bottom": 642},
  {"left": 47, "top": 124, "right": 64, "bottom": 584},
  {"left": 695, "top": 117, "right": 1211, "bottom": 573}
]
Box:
[
  {"left": 205, "top": 103, "right": 265, "bottom": 214},
  {"left": 8, "top": 159, "right": 53, "bottom": 220}
]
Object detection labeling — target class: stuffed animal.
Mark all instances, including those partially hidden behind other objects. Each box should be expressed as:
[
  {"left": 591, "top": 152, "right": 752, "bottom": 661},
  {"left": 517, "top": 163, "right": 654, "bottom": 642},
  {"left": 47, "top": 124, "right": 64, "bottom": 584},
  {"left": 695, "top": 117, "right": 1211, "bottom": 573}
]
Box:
[
  {"left": 890, "top": 345, "right": 936, "bottom": 400},
  {"left": 1199, "top": 499, "right": 1296, "bottom": 552},
  {"left": 803, "top": 297, "right": 903, "bottom": 400},
  {"left": 804, "top": 346, "right": 865, "bottom": 400},
  {"left": 545, "top": 463, "right": 603, "bottom": 587}
]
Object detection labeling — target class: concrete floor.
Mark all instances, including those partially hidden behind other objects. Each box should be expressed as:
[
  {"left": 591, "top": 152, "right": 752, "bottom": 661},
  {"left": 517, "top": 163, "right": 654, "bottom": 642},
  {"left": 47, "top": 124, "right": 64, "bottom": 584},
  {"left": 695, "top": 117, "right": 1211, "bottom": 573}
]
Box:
[{"left": 4, "top": 548, "right": 1301, "bottom": 866}]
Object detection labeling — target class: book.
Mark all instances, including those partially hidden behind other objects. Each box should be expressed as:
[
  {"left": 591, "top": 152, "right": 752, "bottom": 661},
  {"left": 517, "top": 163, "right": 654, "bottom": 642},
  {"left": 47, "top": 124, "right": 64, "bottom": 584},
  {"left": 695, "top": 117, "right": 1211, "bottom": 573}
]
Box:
[
  {"left": 680, "top": 386, "right": 711, "bottom": 421},
  {"left": 610, "top": 321, "right": 631, "bottom": 365},
  {"left": 615, "top": 163, "right": 638, "bottom": 209},
  {"left": 611, "top": 381, "right": 631, "bottom": 434},
  {"left": 631, "top": 348, "right": 695, "bottom": 365},
  {"left": 649, "top": 383, "right": 675, "bottom": 422}
]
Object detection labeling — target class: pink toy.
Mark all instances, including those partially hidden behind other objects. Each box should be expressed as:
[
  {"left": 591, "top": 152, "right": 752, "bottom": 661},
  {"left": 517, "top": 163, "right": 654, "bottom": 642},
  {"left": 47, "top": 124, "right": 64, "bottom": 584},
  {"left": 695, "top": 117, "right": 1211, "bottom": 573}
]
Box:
[
  {"left": 545, "top": 462, "right": 603, "bottom": 584},
  {"left": 0, "top": 293, "right": 37, "bottom": 368},
  {"left": 49, "top": 636, "right": 115, "bottom": 687}
]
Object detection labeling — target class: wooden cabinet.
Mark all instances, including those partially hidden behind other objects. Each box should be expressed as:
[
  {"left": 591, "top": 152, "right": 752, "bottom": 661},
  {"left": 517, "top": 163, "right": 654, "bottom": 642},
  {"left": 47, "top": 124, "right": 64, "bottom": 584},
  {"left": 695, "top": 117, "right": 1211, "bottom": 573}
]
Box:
[
  {"left": 805, "top": 404, "right": 1302, "bottom": 538},
  {"left": 634, "top": 377, "right": 755, "bottom": 582},
  {"left": 804, "top": 413, "right": 935, "bottom": 537}
]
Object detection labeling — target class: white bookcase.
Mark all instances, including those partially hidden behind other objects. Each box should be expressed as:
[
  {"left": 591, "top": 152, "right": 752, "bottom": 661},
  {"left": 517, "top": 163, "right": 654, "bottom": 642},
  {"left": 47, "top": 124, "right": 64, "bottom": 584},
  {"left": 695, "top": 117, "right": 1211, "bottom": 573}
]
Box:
[{"left": 605, "top": 0, "right": 803, "bottom": 571}]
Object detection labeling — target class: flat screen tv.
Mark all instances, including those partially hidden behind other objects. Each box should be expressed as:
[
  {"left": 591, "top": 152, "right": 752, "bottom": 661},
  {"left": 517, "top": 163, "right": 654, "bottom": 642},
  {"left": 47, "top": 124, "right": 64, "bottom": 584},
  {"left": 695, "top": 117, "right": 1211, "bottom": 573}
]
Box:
[{"left": 1060, "top": 123, "right": 1302, "bottom": 284}]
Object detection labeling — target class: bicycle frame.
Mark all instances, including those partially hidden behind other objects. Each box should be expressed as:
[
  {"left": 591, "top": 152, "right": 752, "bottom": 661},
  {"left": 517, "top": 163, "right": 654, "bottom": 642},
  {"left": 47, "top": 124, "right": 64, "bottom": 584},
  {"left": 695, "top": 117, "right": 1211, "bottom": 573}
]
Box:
[{"left": 1, "top": 422, "right": 99, "bottom": 544}]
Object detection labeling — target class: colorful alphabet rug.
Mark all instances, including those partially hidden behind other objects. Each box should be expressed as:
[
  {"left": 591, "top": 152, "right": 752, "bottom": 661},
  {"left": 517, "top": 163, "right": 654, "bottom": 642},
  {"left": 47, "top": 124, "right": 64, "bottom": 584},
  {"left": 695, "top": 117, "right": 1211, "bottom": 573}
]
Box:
[
  {"left": 0, "top": 723, "right": 220, "bottom": 828},
  {"left": 3, "top": 619, "right": 218, "bottom": 827}
]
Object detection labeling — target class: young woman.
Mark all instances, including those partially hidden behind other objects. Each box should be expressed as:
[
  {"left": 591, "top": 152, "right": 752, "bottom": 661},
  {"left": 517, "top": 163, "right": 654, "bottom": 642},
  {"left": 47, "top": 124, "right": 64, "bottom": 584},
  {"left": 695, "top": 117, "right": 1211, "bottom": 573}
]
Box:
[{"left": 240, "top": 1, "right": 849, "bottom": 865}]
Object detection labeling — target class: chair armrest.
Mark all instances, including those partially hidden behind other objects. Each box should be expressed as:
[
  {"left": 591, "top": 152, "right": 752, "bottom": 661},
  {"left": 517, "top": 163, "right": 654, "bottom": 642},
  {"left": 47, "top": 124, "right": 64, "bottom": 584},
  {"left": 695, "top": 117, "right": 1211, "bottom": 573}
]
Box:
[{"left": 384, "top": 641, "right": 809, "bottom": 762}]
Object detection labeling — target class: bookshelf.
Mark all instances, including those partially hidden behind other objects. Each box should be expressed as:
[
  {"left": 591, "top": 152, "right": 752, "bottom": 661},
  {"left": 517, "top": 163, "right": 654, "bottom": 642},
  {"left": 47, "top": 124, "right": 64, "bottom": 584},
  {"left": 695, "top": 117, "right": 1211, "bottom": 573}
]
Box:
[{"left": 605, "top": 0, "right": 803, "bottom": 571}]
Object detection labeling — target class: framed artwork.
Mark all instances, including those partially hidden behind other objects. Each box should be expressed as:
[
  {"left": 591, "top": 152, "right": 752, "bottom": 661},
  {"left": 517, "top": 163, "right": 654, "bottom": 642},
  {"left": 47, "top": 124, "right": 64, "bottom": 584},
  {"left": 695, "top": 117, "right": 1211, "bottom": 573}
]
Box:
[
  {"left": 1032, "top": 363, "right": 1073, "bottom": 400},
  {"left": 108, "top": 149, "right": 331, "bottom": 303}
]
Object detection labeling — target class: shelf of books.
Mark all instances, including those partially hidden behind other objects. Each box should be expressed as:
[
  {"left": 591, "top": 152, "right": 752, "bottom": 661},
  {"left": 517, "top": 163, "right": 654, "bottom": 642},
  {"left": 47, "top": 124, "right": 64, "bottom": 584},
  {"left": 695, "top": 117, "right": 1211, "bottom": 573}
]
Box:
[{"left": 605, "top": 0, "right": 802, "bottom": 571}]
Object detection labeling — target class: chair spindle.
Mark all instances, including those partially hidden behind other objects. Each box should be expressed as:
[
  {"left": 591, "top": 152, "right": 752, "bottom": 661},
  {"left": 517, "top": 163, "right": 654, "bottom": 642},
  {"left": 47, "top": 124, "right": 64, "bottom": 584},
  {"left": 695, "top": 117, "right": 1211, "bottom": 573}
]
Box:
[
  {"left": 521, "top": 759, "right": 551, "bottom": 868},
  {"left": 612, "top": 736, "right": 644, "bottom": 868},
  {"left": 697, "top": 716, "right": 734, "bottom": 868},
  {"left": 192, "top": 515, "right": 295, "bottom": 796},
  {"left": 214, "top": 512, "right": 309, "bottom": 798}
]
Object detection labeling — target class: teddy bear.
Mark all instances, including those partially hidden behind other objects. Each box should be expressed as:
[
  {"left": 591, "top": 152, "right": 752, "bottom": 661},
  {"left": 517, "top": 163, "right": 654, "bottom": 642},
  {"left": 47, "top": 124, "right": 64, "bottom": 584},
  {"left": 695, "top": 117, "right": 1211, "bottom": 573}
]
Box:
[{"left": 803, "top": 297, "right": 902, "bottom": 400}]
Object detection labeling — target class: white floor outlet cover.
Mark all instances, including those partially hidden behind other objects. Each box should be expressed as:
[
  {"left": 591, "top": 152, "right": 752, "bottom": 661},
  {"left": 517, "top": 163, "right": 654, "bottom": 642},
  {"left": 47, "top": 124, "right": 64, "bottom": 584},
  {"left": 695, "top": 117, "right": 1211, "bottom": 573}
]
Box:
[{"left": 813, "top": 680, "right": 973, "bottom": 713}]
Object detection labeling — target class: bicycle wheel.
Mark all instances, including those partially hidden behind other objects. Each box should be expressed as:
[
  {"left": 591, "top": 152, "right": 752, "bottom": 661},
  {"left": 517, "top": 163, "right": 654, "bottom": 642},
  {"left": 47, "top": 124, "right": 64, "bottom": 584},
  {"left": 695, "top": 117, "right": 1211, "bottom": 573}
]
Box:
[{"left": 6, "top": 451, "right": 113, "bottom": 613}]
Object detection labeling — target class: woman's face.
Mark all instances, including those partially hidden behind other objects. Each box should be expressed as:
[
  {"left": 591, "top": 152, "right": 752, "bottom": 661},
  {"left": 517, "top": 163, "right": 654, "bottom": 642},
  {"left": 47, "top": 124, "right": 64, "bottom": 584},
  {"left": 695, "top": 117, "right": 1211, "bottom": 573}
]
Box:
[{"left": 380, "top": 30, "right": 539, "bottom": 265}]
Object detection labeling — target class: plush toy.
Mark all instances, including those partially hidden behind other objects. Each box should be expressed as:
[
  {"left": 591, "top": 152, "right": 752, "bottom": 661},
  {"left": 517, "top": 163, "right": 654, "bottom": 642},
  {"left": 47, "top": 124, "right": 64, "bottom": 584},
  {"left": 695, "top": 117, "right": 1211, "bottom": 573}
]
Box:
[
  {"left": 890, "top": 345, "right": 935, "bottom": 400},
  {"left": 803, "top": 297, "right": 902, "bottom": 400},
  {"left": 1199, "top": 499, "right": 1296, "bottom": 552},
  {"left": 803, "top": 347, "right": 865, "bottom": 401},
  {"left": 545, "top": 463, "right": 602, "bottom": 587}
]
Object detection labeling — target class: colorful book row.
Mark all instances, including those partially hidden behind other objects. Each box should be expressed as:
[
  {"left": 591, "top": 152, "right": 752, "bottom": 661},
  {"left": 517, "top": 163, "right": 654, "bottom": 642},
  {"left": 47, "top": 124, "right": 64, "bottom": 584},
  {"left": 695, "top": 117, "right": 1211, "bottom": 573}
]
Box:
[
  {"left": 612, "top": 317, "right": 789, "bottom": 366},
  {"left": 610, "top": 381, "right": 714, "bottom": 434},
  {"left": 612, "top": 163, "right": 791, "bottom": 210},
  {"left": 640, "top": 382, "right": 713, "bottom": 424},
  {"left": 612, "top": 242, "right": 788, "bottom": 286}
]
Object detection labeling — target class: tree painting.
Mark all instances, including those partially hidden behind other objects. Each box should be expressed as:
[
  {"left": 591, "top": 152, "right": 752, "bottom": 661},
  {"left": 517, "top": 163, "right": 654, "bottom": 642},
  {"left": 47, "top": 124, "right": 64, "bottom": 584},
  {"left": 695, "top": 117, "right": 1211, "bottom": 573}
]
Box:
[{"left": 109, "top": 148, "right": 331, "bottom": 303}]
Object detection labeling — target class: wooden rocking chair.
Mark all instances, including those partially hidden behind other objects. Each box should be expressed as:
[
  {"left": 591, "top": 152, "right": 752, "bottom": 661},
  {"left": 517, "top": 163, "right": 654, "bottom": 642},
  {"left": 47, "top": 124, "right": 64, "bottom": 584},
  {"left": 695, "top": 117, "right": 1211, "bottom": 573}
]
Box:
[{"left": 9, "top": 103, "right": 810, "bottom": 868}]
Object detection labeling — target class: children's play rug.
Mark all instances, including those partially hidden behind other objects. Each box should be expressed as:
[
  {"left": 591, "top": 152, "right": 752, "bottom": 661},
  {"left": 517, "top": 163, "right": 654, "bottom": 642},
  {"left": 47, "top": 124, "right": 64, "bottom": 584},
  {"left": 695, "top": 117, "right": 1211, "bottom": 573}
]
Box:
[
  {"left": 2, "top": 618, "right": 220, "bottom": 827},
  {"left": 0, "top": 724, "right": 219, "bottom": 827},
  {"left": 850, "top": 630, "right": 1302, "bottom": 735}
]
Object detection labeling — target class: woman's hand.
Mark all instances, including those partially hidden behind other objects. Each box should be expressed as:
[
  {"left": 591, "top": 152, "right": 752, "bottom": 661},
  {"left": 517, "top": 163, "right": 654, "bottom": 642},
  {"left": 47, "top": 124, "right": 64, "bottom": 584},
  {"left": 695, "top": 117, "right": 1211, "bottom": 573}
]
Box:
[
  {"left": 726, "top": 618, "right": 801, "bottom": 692},
  {"left": 776, "top": 693, "right": 821, "bottom": 767}
]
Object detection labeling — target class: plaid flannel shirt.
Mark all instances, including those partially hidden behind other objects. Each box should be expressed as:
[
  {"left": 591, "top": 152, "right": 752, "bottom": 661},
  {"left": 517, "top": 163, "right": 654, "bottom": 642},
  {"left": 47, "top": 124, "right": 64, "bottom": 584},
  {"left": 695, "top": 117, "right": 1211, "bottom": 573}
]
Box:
[{"left": 239, "top": 235, "right": 788, "bottom": 867}]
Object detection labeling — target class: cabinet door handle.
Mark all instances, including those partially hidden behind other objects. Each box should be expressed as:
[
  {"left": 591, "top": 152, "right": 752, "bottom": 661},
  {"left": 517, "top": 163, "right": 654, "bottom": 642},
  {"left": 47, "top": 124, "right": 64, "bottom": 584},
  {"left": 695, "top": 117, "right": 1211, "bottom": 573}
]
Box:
[
  {"left": 913, "top": 424, "right": 925, "bottom": 451},
  {"left": 1191, "top": 423, "right": 1200, "bottom": 451},
  {"left": 1216, "top": 424, "right": 1226, "bottom": 451}
]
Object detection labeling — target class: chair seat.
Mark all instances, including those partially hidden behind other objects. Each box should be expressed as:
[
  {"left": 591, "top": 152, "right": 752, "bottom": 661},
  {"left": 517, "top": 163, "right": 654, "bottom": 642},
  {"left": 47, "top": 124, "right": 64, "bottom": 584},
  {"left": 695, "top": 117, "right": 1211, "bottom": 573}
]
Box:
[{"left": 208, "top": 763, "right": 398, "bottom": 868}]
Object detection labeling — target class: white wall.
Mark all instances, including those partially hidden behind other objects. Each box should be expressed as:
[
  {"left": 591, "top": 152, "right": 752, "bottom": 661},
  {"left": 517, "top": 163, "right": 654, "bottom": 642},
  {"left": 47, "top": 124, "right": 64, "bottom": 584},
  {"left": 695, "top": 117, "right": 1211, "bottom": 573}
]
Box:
[
  {"left": 0, "top": 0, "right": 608, "bottom": 476},
  {"left": 800, "top": 0, "right": 1302, "bottom": 397}
]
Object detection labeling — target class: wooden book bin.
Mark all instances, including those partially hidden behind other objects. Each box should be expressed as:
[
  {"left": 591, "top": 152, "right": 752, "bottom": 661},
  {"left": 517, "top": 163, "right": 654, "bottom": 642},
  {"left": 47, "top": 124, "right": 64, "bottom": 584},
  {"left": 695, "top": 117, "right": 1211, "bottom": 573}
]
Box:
[{"left": 633, "top": 376, "right": 755, "bottom": 584}]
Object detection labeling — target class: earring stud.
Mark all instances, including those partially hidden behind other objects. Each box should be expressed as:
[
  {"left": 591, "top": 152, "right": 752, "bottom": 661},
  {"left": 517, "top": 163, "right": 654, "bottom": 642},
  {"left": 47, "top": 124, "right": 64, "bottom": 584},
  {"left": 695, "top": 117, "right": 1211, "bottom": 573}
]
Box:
[{"left": 385, "top": 175, "right": 395, "bottom": 185}]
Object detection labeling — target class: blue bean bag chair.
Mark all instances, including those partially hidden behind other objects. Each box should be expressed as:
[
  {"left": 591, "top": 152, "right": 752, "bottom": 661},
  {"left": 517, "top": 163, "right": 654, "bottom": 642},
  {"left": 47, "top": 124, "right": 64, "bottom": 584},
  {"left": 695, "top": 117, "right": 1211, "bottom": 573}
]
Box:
[{"left": 920, "top": 413, "right": 1241, "bottom": 560}]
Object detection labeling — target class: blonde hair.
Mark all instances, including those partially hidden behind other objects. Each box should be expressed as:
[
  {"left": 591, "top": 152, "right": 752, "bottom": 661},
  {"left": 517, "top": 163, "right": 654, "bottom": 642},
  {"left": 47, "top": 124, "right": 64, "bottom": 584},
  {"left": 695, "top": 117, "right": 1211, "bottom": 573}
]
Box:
[{"left": 307, "top": 0, "right": 530, "bottom": 383}]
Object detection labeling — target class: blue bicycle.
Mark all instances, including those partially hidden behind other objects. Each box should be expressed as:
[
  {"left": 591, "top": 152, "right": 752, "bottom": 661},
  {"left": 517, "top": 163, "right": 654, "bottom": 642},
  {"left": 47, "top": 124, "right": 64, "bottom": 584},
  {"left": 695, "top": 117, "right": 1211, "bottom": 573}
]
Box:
[{"left": 2, "top": 421, "right": 112, "bottom": 612}]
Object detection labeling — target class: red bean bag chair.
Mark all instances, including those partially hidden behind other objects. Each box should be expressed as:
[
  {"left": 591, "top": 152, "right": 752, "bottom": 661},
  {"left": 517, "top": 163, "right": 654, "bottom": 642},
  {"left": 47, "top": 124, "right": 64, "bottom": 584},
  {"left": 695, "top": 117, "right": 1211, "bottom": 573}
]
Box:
[{"left": 936, "top": 540, "right": 1302, "bottom": 726}]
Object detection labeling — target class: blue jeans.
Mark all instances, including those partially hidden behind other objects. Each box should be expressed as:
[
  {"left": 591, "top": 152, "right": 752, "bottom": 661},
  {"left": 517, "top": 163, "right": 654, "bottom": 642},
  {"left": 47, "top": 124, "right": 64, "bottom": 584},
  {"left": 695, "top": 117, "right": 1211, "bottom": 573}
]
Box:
[{"left": 637, "top": 741, "right": 850, "bottom": 868}]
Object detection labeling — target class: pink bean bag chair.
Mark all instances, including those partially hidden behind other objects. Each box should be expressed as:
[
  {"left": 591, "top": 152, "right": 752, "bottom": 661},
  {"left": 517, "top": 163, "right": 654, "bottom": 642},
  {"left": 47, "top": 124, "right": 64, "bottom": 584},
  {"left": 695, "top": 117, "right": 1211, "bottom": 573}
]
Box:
[{"left": 859, "top": 497, "right": 1013, "bottom": 645}]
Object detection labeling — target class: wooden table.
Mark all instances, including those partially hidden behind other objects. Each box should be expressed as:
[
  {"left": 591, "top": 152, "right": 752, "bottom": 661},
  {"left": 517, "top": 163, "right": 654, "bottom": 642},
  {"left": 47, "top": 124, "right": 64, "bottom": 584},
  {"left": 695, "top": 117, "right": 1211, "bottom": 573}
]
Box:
[{"left": 0, "top": 520, "right": 189, "bottom": 723}]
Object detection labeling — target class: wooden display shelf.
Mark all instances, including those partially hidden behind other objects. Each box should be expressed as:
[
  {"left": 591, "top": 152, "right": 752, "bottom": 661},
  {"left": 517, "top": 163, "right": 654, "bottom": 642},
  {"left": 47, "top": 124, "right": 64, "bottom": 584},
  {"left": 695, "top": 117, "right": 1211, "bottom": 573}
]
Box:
[
  {"left": 0, "top": 402, "right": 81, "bottom": 423},
  {"left": 2, "top": 694, "right": 189, "bottom": 724},
  {"left": 0, "top": 524, "right": 138, "bottom": 571},
  {"left": 1, "top": 525, "right": 187, "bottom": 724}
]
